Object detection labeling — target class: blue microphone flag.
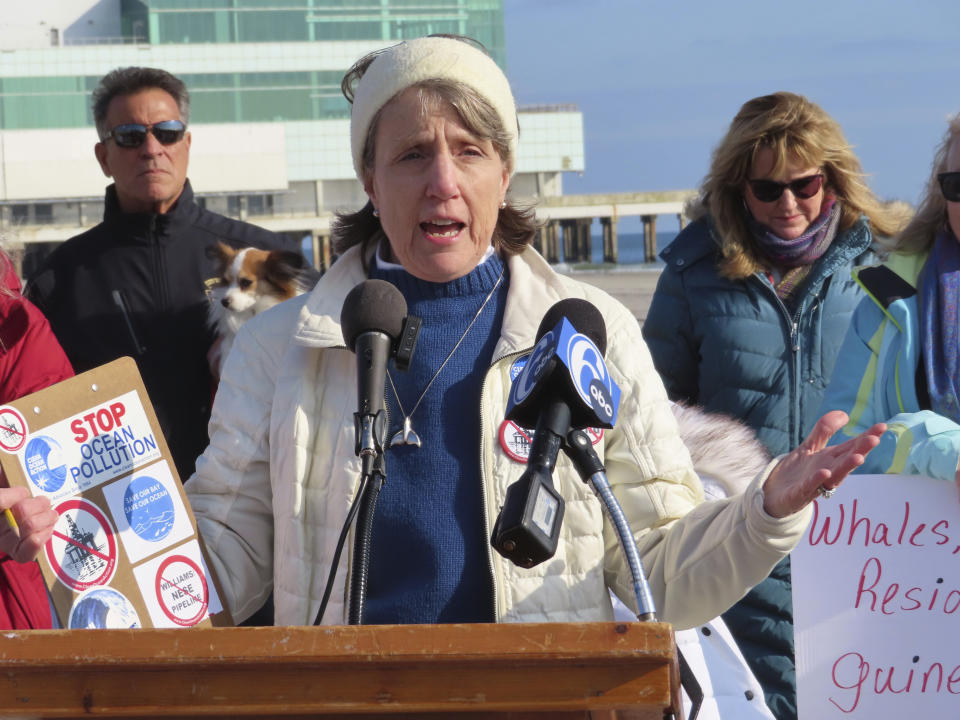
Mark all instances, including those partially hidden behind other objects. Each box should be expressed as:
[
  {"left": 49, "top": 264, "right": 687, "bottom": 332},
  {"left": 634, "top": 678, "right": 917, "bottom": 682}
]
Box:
[{"left": 506, "top": 317, "right": 620, "bottom": 430}]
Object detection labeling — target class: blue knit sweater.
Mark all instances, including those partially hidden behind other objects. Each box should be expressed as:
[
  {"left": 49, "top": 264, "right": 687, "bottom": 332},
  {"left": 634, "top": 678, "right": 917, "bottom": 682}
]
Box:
[{"left": 364, "top": 254, "right": 508, "bottom": 624}]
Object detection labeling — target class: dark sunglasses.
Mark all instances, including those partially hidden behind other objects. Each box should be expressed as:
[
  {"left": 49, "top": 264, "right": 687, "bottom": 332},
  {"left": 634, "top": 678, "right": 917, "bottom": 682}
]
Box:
[
  {"left": 938, "top": 172, "right": 960, "bottom": 203},
  {"left": 746, "top": 173, "right": 825, "bottom": 203},
  {"left": 102, "top": 120, "right": 186, "bottom": 149}
]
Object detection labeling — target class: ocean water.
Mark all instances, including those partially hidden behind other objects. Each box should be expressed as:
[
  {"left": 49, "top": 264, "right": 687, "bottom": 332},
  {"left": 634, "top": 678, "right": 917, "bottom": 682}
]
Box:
[{"left": 560, "top": 231, "right": 679, "bottom": 268}]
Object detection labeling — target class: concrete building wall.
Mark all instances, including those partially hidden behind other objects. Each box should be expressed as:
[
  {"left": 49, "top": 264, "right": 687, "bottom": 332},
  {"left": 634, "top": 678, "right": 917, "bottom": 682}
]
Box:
[
  {"left": 0, "top": 0, "right": 123, "bottom": 50},
  {"left": 0, "top": 123, "right": 287, "bottom": 201}
]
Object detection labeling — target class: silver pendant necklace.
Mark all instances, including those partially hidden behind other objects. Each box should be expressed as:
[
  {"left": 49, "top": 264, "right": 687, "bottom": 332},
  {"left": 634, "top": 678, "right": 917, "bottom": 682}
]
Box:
[{"left": 387, "top": 267, "right": 504, "bottom": 448}]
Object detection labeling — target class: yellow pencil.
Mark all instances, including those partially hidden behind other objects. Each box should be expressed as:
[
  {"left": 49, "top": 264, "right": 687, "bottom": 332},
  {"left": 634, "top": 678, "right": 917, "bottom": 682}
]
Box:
[{"left": 4, "top": 508, "right": 18, "bottom": 535}]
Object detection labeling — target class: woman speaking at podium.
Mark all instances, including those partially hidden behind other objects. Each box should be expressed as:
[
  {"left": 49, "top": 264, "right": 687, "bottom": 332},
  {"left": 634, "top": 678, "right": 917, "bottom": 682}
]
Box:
[{"left": 2, "top": 37, "right": 883, "bottom": 633}]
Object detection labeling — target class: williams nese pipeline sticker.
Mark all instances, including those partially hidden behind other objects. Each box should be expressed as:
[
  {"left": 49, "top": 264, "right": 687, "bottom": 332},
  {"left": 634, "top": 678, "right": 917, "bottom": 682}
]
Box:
[
  {"left": 132, "top": 540, "right": 222, "bottom": 628},
  {"left": 101, "top": 461, "right": 194, "bottom": 564},
  {"left": 45, "top": 498, "right": 118, "bottom": 591},
  {"left": 498, "top": 419, "right": 603, "bottom": 463},
  {"left": 18, "top": 390, "right": 161, "bottom": 500}
]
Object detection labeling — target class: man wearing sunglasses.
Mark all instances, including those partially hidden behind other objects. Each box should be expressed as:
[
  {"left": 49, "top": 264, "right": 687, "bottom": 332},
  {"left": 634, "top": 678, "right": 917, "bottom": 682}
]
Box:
[{"left": 26, "top": 66, "right": 284, "bottom": 493}]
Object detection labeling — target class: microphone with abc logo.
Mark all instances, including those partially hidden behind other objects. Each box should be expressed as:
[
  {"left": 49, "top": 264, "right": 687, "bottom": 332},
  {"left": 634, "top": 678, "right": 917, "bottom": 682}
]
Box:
[{"left": 491, "top": 299, "right": 620, "bottom": 568}]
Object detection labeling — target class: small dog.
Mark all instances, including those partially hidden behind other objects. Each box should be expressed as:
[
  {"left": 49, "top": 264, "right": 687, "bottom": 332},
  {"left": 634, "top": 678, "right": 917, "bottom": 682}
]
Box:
[{"left": 207, "top": 241, "right": 315, "bottom": 373}]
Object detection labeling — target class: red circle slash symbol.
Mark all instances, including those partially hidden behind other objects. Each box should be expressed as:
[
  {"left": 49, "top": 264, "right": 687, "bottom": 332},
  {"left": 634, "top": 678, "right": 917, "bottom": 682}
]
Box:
[
  {"left": 155, "top": 555, "right": 209, "bottom": 627},
  {"left": 45, "top": 498, "right": 118, "bottom": 591},
  {"left": 0, "top": 407, "right": 27, "bottom": 452}
]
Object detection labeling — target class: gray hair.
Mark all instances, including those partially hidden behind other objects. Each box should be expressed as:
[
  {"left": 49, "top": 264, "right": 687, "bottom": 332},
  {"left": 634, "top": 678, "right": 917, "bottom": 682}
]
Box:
[{"left": 92, "top": 67, "right": 190, "bottom": 140}]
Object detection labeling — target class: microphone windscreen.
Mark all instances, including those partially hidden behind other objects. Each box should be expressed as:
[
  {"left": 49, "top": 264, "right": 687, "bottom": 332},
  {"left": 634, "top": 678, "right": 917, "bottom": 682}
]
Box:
[
  {"left": 340, "top": 279, "right": 407, "bottom": 351},
  {"left": 535, "top": 298, "right": 607, "bottom": 356}
]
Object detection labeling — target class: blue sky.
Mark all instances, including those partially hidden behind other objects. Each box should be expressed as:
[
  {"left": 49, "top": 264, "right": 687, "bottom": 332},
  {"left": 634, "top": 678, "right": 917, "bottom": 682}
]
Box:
[{"left": 503, "top": 0, "right": 959, "bottom": 215}]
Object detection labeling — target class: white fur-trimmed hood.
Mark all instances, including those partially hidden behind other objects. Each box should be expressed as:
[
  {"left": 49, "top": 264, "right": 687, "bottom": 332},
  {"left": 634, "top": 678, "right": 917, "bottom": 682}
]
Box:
[{"left": 672, "top": 402, "right": 771, "bottom": 500}]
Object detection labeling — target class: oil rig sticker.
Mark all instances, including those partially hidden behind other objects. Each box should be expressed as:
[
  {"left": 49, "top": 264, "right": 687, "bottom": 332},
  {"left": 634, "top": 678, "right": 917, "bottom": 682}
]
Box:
[{"left": 45, "top": 497, "right": 118, "bottom": 591}]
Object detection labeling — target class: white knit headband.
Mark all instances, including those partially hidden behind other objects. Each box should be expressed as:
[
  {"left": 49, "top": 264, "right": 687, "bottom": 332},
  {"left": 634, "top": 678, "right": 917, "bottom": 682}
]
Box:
[{"left": 349, "top": 36, "right": 518, "bottom": 179}]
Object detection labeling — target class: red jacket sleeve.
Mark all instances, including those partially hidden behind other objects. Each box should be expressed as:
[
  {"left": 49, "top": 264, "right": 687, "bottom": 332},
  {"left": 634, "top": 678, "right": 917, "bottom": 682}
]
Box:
[{"left": 0, "top": 292, "right": 73, "bottom": 629}]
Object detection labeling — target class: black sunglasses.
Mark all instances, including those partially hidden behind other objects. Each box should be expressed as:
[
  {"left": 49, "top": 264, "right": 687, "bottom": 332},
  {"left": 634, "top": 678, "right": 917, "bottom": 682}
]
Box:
[
  {"left": 938, "top": 172, "right": 960, "bottom": 203},
  {"left": 747, "top": 174, "right": 825, "bottom": 203},
  {"left": 102, "top": 120, "right": 186, "bottom": 149}
]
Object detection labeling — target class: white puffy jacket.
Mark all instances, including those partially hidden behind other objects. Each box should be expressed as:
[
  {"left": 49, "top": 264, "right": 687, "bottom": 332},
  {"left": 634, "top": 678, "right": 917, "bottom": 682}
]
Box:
[{"left": 185, "top": 245, "right": 812, "bottom": 627}]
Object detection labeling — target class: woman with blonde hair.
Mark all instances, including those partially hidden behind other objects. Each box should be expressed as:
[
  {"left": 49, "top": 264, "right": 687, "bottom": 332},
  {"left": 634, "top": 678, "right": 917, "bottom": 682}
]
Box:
[
  {"left": 642, "top": 91, "right": 905, "bottom": 720},
  {"left": 820, "top": 113, "right": 960, "bottom": 484}
]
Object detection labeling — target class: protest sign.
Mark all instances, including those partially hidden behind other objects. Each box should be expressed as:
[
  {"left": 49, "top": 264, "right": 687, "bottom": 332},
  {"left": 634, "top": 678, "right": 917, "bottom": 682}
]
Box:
[
  {"left": 0, "top": 357, "right": 231, "bottom": 628},
  {"left": 793, "top": 473, "right": 960, "bottom": 717}
]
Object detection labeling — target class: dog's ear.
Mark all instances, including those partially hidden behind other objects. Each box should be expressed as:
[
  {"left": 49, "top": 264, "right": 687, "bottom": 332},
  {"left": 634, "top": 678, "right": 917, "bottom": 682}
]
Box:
[
  {"left": 206, "top": 241, "right": 237, "bottom": 273},
  {"left": 263, "top": 251, "right": 310, "bottom": 294}
]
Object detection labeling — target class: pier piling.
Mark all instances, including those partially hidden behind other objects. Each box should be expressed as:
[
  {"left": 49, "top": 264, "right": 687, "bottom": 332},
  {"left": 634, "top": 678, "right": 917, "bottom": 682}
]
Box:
[
  {"left": 642, "top": 214, "right": 658, "bottom": 263},
  {"left": 601, "top": 216, "right": 618, "bottom": 263}
]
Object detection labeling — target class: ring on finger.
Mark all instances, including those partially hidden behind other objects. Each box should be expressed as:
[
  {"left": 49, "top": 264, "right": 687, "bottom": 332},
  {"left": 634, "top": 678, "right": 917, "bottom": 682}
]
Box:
[{"left": 817, "top": 484, "right": 835, "bottom": 499}]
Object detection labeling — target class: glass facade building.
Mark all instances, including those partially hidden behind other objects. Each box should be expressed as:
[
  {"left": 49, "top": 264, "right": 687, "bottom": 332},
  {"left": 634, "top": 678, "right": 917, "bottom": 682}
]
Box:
[
  {"left": 133, "top": 1, "right": 504, "bottom": 64},
  {"left": 0, "top": 0, "right": 584, "bottom": 265},
  {"left": 1, "top": 1, "right": 505, "bottom": 131}
]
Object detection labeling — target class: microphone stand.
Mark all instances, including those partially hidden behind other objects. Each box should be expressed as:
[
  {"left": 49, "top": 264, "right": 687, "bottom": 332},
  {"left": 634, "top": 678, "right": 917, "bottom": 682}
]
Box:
[
  {"left": 348, "top": 447, "right": 386, "bottom": 625},
  {"left": 347, "top": 409, "right": 388, "bottom": 625},
  {"left": 564, "top": 429, "right": 703, "bottom": 720}
]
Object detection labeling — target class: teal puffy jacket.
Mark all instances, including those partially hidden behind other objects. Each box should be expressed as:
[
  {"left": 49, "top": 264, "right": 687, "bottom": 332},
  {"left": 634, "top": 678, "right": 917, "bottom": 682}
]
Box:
[{"left": 642, "top": 215, "right": 875, "bottom": 720}]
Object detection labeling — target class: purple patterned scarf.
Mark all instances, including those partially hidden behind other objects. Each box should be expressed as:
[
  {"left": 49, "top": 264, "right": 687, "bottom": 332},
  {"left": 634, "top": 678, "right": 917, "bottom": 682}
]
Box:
[
  {"left": 749, "top": 197, "right": 840, "bottom": 303},
  {"left": 918, "top": 227, "right": 960, "bottom": 422}
]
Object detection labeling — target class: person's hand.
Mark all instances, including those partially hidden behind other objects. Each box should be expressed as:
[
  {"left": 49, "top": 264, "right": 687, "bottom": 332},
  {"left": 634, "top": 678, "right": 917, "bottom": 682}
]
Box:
[
  {"left": 763, "top": 411, "right": 886, "bottom": 518},
  {"left": 0, "top": 486, "right": 56, "bottom": 563}
]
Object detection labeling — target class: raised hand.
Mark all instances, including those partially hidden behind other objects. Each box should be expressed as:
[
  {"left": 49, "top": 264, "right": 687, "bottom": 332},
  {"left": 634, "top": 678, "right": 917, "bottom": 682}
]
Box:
[{"left": 762, "top": 410, "right": 886, "bottom": 518}]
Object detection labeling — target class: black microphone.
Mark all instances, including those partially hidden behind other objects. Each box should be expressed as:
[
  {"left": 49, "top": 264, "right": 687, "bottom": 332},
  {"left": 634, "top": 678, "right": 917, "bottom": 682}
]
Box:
[
  {"left": 491, "top": 299, "right": 614, "bottom": 568},
  {"left": 340, "top": 280, "right": 407, "bottom": 473}
]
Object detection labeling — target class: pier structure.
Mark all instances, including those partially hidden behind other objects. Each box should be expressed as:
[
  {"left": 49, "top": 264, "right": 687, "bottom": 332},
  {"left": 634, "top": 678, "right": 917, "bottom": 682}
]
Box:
[
  {"left": 242, "top": 190, "right": 698, "bottom": 269},
  {"left": 530, "top": 190, "right": 696, "bottom": 264},
  {"left": 6, "top": 188, "right": 696, "bottom": 276}
]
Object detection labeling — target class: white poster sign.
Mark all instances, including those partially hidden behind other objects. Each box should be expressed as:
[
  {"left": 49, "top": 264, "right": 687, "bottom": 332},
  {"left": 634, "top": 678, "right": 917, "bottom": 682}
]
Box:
[{"left": 793, "top": 473, "right": 960, "bottom": 717}]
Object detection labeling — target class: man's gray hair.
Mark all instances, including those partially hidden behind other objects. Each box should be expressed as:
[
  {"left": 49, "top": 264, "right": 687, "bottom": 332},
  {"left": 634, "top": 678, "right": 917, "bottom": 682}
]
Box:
[{"left": 92, "top": 66, "right": 190, "bottom": 140}]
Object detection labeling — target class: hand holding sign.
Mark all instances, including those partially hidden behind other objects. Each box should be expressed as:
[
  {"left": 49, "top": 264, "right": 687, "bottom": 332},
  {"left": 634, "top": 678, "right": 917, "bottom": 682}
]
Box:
[
  {"left": 0, "top": 485, "right": 56, "bottom": 563},
  {"left": 763, "top": 411, "right": 886, "bottom": 519}
]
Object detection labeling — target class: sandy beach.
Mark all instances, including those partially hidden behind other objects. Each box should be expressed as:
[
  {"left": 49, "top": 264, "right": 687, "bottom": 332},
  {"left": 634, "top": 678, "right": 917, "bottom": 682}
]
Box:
[{"left": 554, "top": 266, "right": 662, "bottom": 325}]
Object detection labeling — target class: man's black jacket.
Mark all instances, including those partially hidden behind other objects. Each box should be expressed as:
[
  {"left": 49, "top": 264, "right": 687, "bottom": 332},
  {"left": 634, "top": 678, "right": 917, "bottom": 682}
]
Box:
[{"left": 27, "top": 180, "right": 287, "bottom": 481}]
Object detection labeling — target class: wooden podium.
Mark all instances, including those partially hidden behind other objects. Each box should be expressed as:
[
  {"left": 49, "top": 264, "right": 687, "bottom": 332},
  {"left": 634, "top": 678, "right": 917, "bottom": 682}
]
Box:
[{"left": 0, "top": 622, "right": 683, "bottom": 719}]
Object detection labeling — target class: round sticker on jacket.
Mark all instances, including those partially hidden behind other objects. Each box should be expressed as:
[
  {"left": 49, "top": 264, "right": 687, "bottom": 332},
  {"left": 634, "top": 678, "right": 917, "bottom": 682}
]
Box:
[
  {"left": 498, "top": 420, "right": 602, "bottom": 463},
  {"left": 509, "top": 355, "right": 529, "bottom": 381}
]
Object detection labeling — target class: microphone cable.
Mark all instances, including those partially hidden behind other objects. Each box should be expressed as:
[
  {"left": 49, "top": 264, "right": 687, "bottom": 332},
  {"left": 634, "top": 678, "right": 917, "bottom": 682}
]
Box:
[{"left": 313, "top": 471, "right": 371, "bottom": 626}]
